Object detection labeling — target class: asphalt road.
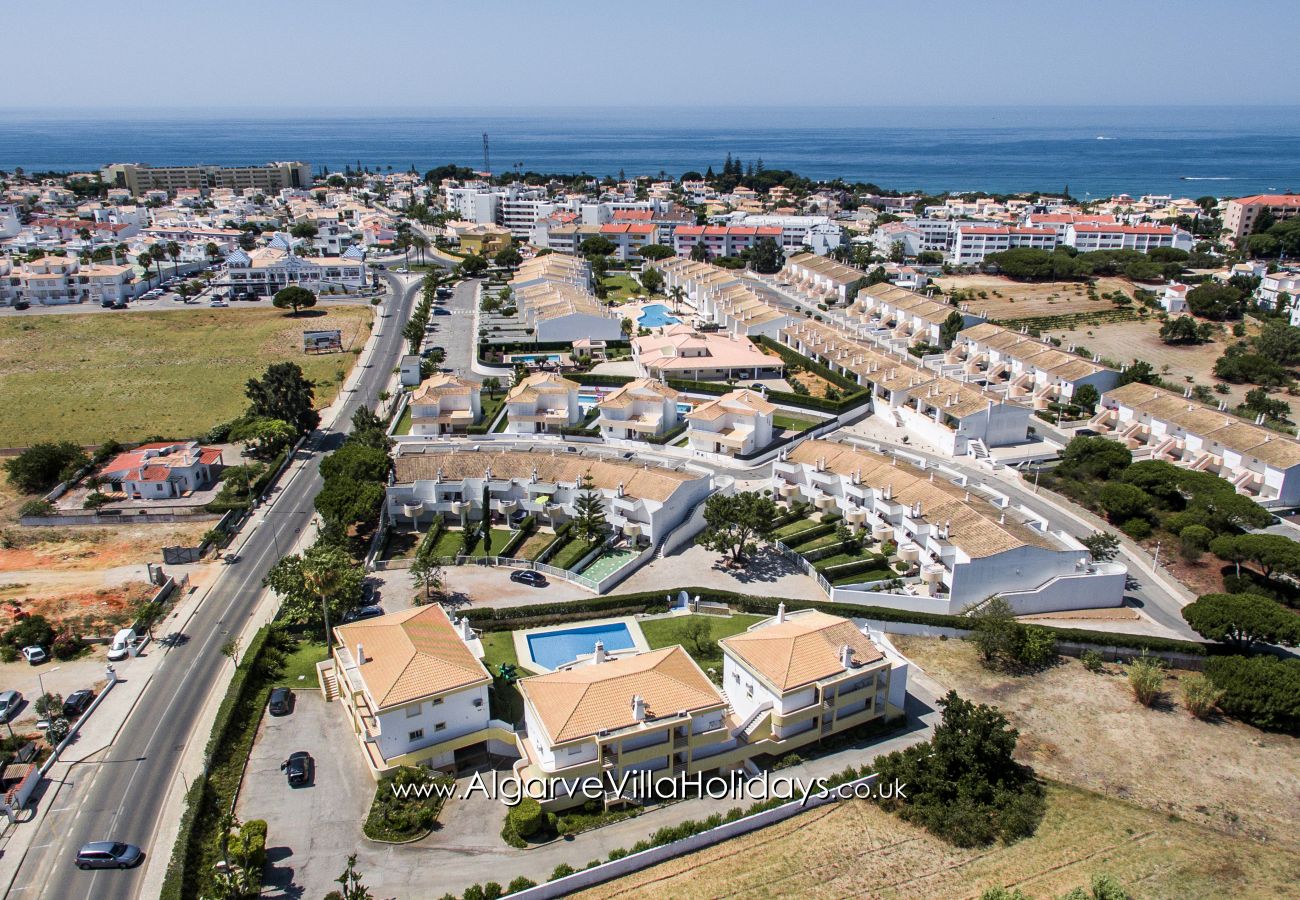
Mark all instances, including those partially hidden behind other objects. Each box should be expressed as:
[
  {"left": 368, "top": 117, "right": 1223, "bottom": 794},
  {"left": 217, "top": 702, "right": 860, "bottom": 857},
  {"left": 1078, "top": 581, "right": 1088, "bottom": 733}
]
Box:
[{"left": 11, "top": 268, "right": 423, "bottom": 900}]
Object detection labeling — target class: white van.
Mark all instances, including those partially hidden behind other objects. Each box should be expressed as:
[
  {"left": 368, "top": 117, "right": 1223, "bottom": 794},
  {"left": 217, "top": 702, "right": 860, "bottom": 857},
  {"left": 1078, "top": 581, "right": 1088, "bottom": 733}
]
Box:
[{"left": 107, "top": 627, "right": 138, "bottom": 661}]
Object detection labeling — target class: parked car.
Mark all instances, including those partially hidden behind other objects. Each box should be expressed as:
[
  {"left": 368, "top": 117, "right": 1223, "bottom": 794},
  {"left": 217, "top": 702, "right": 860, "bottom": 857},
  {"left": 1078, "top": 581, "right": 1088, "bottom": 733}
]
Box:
[
  {"left": 0, "top": 690, "right": 22, "bottom": 723},
  {"left": 74, "top": 841, "right": 143, "bottom": 870},
  {"left": 432, "top": 307, "right": 450, "bottom": 316},
  {"left": 63, "top": 689, "right": 94, "bottom": 718},
  {"left": 436, "top": 287, "right": 452, "bottom": 298},
  {"left": 209, "top": 298, "right": 228, "bottom": 307},
  {"left": 281, "top": 751, "right": 313, "bottom": 787},
  {"left": 268, "top": 687, "right": 294, "bottom": 716},
  {"left": 509, "top": 570, "right": 547, "bottom": 588},
  {"left": 342, "top": 604, "right": 384, "bottom": 623},
  {"left": 21, "top": 646, "right": 47, "bottom": 665}
]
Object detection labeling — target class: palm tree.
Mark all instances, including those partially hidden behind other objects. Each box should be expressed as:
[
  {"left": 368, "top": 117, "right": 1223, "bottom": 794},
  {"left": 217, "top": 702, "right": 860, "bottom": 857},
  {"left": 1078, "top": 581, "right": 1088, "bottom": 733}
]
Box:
[
  {"left": 668, "top": 285, "right": 686, "bottom": 316},
  {"left": 166, "top": 241, "right": 181, "bottom": 280},
  {"left": 205, "top": 242, "right": 221, "bottom": 264},
  {"left": 137, "top": 250, "right": 153, "bottom": 284},
  {"left": 411, "top": 233, "right": 429, "bottom": 266}
]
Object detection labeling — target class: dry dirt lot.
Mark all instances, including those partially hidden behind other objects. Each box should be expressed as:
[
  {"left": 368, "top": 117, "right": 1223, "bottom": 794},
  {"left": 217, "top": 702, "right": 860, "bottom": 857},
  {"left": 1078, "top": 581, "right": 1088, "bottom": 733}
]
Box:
[
  {"left": 0, "top": 519, "right": 210, "bottom": 630},
  {"left": 934, "top": 274, "right": 1140, "bottom": 322},
  {"left": 584, "top": 638, "right": 1300, "bottom": 899},
  {"left": 890, "top": 637, "right": 1300, "bottom": 850},
  {"left": 1050, "top": 316, "right": 1300, "bottom": 421},
  {"left": 580, "top": 784, "right": 1300, "bottom": 900}
]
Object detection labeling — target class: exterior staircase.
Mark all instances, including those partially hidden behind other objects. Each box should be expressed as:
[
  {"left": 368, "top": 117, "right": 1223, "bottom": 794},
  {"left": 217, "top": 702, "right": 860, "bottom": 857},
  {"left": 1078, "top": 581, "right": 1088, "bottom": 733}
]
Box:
[{"left": 967, "top": 438, "right": 990, "bottom": 460}]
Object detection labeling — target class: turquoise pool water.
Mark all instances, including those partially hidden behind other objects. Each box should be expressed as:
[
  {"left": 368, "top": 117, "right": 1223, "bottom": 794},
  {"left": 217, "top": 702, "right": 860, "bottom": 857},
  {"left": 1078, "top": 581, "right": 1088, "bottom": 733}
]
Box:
[
  {"left": 638, "top": 304, "right": 680, "bottom": 328},
  {"left": 511, "top": 353, "right": 563, "bottom": 363},
  {"left": 526, "top": 622, "right": 635, "bottom": 669}
]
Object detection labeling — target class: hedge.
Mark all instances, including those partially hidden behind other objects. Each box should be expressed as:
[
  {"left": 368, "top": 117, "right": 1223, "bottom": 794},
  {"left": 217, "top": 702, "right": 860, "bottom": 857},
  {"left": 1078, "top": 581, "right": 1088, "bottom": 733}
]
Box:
[
  {"left": 459, "top": 586, "right": 1210, "bottom": 655},
  {"left": 206, "top": 450, "right": 288, "bottom": 513},
  {"left": 781, "top": 523, "right": 837, "bottom": 547},
  {"left": 815, "top": 554, "right": 890, "bottom": 576},
  {"left": 647, "top": 421, "right": 689, "bottom": 445},
  {"left": 571, "top": 373, "right": 635, "bottom": 388},
  {"left": 534, "top": 521, "right": 574, "bottom": 564}
]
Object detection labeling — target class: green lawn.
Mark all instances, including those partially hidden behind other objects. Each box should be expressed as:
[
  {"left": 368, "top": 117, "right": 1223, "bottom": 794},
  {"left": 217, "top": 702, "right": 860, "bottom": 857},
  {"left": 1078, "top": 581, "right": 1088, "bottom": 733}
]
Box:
[
  {"left": 830, "top": 569, "right": 893, "bottom": 586},
  {"left": 772, "top": 412, "right": 818, "bottom": 433},
  {"left": 430, "top": 527, "right": 516, "bottom": 558},
  {"left": 640, "top": 614, "right": 765, "bottom": 681},
  {"left": 479, "top": 630, "right": 535, "bottom": 725},
  {"left": 550, "top": 536, "right": 602, "bottom": 571},
  {"left": 774, "top": 517, "right": 819, "bottom": 539},
  {"left": 813, "top": 547, "right": 882, "bottom": 569},
  {"left": 393, "top": 404, "right": 413, "bottom": 435},
  {"left": 601, "top": 274, "right": 642, "bottom": 303},
  {"left": 790, "top": 532, "right": 840, "bottom": 551},
  {"left": 0, "top": 306, "right": 372, "bottom": 445},
  {"left": 274, "top": 638, "right": 329, "bottom": 687}
]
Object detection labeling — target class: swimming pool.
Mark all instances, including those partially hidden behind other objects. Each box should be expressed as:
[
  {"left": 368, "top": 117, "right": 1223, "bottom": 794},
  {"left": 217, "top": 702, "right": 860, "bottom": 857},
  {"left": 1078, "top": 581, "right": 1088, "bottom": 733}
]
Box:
[
  {"left": 510, "top": 352, "right": 563, "bottom": 363},
  {"left": 637, "top": 304, "right": 680, "bottom": 328},
  {"left": 526, "top": 622, "right": 637, "bottom": 670}
]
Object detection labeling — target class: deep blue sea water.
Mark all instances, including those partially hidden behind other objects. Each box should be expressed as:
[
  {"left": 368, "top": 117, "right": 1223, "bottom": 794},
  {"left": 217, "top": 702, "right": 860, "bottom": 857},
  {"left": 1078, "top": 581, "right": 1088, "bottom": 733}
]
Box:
[{"left": 1, "top": 106, "right": 1297, "bottom": 197}]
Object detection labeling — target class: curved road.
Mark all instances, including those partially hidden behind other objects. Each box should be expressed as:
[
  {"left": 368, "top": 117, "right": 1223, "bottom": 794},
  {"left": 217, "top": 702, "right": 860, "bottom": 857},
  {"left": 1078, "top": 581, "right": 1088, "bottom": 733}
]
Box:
[{"left": 10, "top": 268, "right": 423, "bottom": 900}]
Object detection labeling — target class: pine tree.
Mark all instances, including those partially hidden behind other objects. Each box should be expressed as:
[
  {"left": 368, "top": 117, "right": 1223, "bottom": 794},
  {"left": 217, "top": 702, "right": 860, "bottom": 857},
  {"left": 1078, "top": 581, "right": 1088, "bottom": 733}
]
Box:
[
  {"left": 572, "top": 472, "right": 607, "bottom": 543},
  {"left": 723, "top": 153, "right": 734, "bottom": 176}
]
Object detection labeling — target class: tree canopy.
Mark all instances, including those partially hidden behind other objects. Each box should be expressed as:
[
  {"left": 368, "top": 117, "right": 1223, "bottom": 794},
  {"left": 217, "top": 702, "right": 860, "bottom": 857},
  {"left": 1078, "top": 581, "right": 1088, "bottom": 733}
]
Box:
[
  {"left": 245, "top": 362, "right": 319, "bottom": 434},
  {"left": 697, "top": 491, "right": 778, "bottom": 563},
  {"left": 272, "top": 285, "right": 317, "bottom": 315},
  {"left": 4, "top": 441, "right": 89, "bottom": 493},
  {"left": 1182, "top": 592, "right": 1300, "bottom": 649},
  {"left": 264, "top": 544, "right": 364, "bottom": 628}
]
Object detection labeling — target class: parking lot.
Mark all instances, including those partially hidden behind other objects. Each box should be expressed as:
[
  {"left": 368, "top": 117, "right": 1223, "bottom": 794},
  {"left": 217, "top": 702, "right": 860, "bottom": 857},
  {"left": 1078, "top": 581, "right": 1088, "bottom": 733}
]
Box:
[{"left": 234, "top": 690, "right": 373, "bottom": 897}]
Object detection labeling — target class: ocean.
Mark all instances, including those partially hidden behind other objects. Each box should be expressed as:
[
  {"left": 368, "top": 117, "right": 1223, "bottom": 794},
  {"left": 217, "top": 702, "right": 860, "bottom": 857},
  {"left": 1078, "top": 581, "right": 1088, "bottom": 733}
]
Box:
[{"left": 1, "top": 105, "right": 1297, "bottom": 198}]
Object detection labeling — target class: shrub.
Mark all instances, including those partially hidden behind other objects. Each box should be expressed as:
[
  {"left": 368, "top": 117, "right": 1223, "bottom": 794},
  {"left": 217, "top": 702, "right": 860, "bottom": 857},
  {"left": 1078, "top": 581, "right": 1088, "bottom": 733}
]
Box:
[
  {"left": 51, "top": 630, "right": 84, "bottom": 661},
  {"left": 3, "top": 441, "right": 89, "bottom": 493},
  {"left": 549, "top": 863, "right": 575, "bottom": 880},
  {"left": 83, "top": 491, "right": 112, "bottom": 510},
  {"left": 1205, "top": 655, "right": 1300, "bottom": 732},
  {"left": 1080, "top": 649, "right": 1105, "bottom": 673},
  {"left": 1120, "top": 518, "right": 1152, "bottom": 540},
  {"left": 18, "top": 500, "right": 54, "bottom": 518},
  {"left": 505, "top": 876, "right": 536, "bottom": 894},
  {"left": 1126, "top": 654, "right": 1166, "bottom": 706},
  {"left": 1179, "top": 672, "right": 1224, "bottom": 719},
  {"left": 5, "top": 614, "right": 55, "bottom": 651},
  {"left": 506, "top": 797, "right": 545, "bottom": 838}
]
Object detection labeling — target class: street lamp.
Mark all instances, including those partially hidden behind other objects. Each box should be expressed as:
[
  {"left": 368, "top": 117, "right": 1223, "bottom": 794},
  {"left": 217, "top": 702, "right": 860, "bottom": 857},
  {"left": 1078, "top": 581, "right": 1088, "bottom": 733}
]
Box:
[{"left": 37, "top": 666, "right": 61, "bottom": 719}]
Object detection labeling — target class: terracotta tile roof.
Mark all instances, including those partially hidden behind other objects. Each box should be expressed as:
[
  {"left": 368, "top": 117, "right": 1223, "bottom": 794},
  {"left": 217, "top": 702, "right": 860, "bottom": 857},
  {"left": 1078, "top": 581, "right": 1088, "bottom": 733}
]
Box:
[
  {"left": 721, "top": 611, "right": 884, "bottom": 692},
  {"left": 334, "top": 605, "right": 490, "bottom": 711},
  {"left": 519, "top": 646, "right": 724, "bottom": 744},
  {"left": 411, "top": 373, "right": 478, "bottom": 402}
]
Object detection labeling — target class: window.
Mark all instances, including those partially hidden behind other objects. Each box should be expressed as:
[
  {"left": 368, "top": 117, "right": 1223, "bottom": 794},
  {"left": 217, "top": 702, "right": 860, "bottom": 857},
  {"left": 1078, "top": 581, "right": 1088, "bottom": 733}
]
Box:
[
  {"left": 408, "top": 729, "right": 424, "bottom": 742},
  {"left": 432, "top": 697, "right": 443, "bottom": 706},
  {"left": 566, "top": 746, "right": 584, "bottom": 756},
  {"left": 434, "top": 722, "right": 446, "bottom": 733},
  {"left": 405, "top": 704, "right": 422, "bottom": 718}
]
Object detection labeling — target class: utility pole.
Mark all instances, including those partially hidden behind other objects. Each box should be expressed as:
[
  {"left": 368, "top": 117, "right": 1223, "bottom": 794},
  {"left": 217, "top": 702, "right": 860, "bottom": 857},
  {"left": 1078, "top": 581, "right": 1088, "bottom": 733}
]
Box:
[{"left": 482, "top": 133, "right": 491, "bottom": 177}]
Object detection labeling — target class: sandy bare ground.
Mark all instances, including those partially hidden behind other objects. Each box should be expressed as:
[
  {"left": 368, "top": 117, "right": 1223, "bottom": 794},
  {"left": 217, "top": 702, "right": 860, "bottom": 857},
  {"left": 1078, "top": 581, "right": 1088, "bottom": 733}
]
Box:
[
  {"left": 890, "top": 636, "right": 1300, "bottom": 850},
  {"left": 934, "top": 274, "right": 1139, "bottom": 320},
  {"left": 577, "top": 784, "right": 1300, "bottom": 900}
]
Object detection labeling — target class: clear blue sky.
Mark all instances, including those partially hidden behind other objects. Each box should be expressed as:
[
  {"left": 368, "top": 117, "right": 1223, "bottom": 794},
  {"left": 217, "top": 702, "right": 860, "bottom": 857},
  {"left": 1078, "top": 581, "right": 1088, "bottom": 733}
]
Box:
[{"left": 9, "top": 0, "right": 1297, "bottom": 109}]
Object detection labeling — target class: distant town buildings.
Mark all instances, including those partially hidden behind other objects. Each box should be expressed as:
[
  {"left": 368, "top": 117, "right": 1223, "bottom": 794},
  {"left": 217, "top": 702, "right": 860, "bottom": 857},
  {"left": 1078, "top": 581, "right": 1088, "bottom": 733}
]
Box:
[
  {"left": 1222, "top": 194, "right": 1300, "bottom": 245},
  {"left": 101, "top": 161, "right": 312, "bottom": 197}
]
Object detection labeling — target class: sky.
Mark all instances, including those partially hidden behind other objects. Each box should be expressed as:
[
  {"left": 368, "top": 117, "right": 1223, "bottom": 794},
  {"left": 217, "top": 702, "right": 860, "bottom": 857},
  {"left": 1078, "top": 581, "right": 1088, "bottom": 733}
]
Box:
[{"left": 6, "top": 0, "right": 1298, "bottom": 110}]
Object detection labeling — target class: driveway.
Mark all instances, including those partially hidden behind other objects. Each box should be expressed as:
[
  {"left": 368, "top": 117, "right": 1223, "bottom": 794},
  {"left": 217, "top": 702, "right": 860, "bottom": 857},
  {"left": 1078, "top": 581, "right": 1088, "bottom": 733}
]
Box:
[
  {"left": 617, "top": 544, "right": 825, "bottom": 601},
  {"left": 235, "top": 691, "right": 373, "bottom": 898}
]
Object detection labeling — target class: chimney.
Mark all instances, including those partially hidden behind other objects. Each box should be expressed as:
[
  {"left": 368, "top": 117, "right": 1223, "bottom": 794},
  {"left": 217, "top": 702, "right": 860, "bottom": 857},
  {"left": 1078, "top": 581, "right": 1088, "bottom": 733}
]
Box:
[
  {"left": 776, "top": 601, "right": 786, "bottom": 623},
  {"left": 355, "top": 643, "right": 365, "bottom": 664},
  {"left": 631, "top": 694, "right": 646, "bottom": 722},
  {"left": 840, "top": 644, "right": 856, "bottom": 669},
  {"left": 459, "top": 617, "right": 473, "bottom": 642},
  {"left": 593, "top": 640, "right": 607, "bottom": 664}
]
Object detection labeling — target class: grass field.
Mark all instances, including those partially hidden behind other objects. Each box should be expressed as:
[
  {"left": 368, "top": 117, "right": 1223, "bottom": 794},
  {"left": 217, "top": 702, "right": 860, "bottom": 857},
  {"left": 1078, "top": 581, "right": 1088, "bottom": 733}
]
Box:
[
  {"left": 430, "top": 527, "right": 515, "bottom": 558},
  {"left": 273, "top": 638, "right": 328, "bottom": 688},
  {"left": 0, "top": 306, "right": 372, "bottom": 446},
  {"left": 772, "top": 412, "right": 817, "bottom": 433},
  {"left": 640, "top": 613, "right": 763, "bottom": 678},
  {"left": 602, "top": 274, "right": 643, "bottom": 303},
  {"left": 577, "top": 782, "right": 1300, "bottom": 899}
]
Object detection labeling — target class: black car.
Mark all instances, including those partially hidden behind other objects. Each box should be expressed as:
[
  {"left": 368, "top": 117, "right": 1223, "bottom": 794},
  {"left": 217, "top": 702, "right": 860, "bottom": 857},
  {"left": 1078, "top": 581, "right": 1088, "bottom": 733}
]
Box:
[
  {"left": 281, "top": 751, "right": 313, "bottom": 787},
  {"left": 343, "top": 604, "right": 384, "bottom": 623},
  {"left": 63, "top": 689, "right": 94, "bottom": 718},
  {"left": 74, "top": 841, "right": 143, "bottom": 870},
  {"left": 432, "top": 307, "right": 451, "bottom": 315},
  {"left": 268, "top": 687, "right": 294, "bottom": 716},
  {"left": 510, "top": 570, "right": 547, "bottom": 587}
]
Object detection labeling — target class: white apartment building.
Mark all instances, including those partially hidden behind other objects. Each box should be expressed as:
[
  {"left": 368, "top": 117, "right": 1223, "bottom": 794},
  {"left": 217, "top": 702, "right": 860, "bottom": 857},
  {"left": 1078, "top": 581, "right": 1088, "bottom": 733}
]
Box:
[
  {"left": 596, "top": 378, "right": 683, "bottom": 440},
  {"left": 949, "top": 224, "right": 1057, "bottom": 265},
  {"left": 781, "top": 252, "right": 866, "bottom": 303},
  {"left": 1222, "top": 194, "right": 1300, "bottom": 245},
  {"left": 0, "top": 203, "right": 23, "bottom": 238},
  {"left": 221, "top": 244, "right": 367, "bottom": 295},
  {"left": 949, "top": 323, "right": 1119, "bottom": 407},
  {"left": 509, "top": 255, "right": 623, "bottom": 342},
  {"left": 385, "top": 448, "right": 714, "bottom": 544},
  {"left": 773, "top": 440, "right": 1127, "bottom": 612},
  {"left": 1091, "top": 382, "right": 1300, "bottom": 506},
  {"left": 0, "top": 255, "right": 135, "bottom": 306},
  {"left": 598, "top": 223, "right": 659, "bottom": 261},
  {"left": 723, "top": 214, "right": 846, "bottom": 254},
  {"left": 686, "top": 389, "right": 775, "bottom": 457},
  {"left": 657, "top": 258, "right": 790, "bottom": 338},
  {"left": 672, "top": 225, "right": 783, "bottom": 259},
  {"left": 504, "top": 372, "right": 582, "bottom": 434},
  {"left": 1064, "top": 223, "right": 1193, "bottom": 253},
  {"left": 330, "top": 605, "right": 505, "bottom": 775},
  {"left": 1258, "top": 270, "right": 1300, "bottom": 323},
  {"left": 850, "top": 283, "right": 981, "bottom": 348},
  {"left": 408, "top": 374, "right": 483, "bottom": 435}
]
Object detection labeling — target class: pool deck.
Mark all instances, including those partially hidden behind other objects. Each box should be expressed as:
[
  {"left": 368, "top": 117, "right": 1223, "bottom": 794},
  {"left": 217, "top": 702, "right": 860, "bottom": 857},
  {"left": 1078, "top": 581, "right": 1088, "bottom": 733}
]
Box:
[
  {"left": 512, "top": 615, "right": 650, "bottom": 674},
  {"left": 577, "top": 547, "right": 639, "bottom": 582}
]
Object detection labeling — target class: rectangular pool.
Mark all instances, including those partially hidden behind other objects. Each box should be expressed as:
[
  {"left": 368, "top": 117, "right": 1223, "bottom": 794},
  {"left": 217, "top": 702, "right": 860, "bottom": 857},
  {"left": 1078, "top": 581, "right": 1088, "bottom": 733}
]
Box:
[{"left": 526, "top": 622, "right": 636, "bottom": 670}]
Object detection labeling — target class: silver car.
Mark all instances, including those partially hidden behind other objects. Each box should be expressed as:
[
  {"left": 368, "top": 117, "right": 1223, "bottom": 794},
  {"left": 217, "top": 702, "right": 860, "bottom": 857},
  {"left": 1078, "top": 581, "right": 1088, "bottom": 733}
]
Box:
[
  {"left": 74, "top": 841, "right": 143, "bottom": 870},
  {"left": 0, "top": 690, "right": 21, "bottom": 723}
]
